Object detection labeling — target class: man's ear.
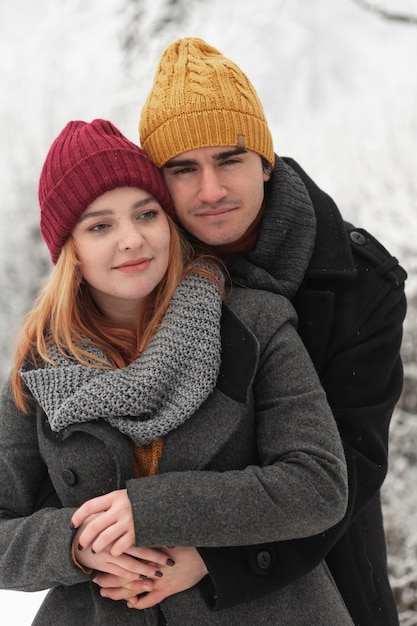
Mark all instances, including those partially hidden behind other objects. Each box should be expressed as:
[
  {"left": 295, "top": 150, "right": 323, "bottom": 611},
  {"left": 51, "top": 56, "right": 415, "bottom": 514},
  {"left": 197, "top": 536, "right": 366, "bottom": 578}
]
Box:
[
  {"left": 261, "top": 157, "right": 273, "bottom": 182},
  {"left": 263, "top": 164, "right": 272, "bottom": 182}
]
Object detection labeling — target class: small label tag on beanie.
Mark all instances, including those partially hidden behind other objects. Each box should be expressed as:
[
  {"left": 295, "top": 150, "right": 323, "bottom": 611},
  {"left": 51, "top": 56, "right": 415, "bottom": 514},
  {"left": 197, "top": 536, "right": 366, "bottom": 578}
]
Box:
[{"left": 237, "top": 134, "right": 246, "bottom": 148}]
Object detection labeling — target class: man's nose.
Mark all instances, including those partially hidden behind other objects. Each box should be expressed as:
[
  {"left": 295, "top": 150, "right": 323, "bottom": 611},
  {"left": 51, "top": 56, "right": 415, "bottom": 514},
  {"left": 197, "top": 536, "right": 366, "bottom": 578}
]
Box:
[{"left": 197, "top": 170, "right": 227, "bottom": 203}]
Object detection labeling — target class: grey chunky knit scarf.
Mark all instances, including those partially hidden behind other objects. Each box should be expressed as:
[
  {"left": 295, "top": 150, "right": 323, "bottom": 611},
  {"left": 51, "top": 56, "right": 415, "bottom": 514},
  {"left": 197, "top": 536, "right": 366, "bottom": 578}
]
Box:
[
  {"left": 20, "top": 271, "right": 222, "bottom": 446},
  {"left": 224, "top": 156, "right": 317, "bottom": 299}
]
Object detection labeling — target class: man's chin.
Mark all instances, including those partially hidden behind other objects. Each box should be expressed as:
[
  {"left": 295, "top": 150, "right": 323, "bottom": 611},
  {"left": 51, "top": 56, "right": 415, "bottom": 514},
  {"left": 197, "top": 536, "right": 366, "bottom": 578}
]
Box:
[
  {"left": 184, "top": 218, "right": 246, "bottom": 247},
  {"left": 193, "top": 233, "right": 242, "bottom": 248}
]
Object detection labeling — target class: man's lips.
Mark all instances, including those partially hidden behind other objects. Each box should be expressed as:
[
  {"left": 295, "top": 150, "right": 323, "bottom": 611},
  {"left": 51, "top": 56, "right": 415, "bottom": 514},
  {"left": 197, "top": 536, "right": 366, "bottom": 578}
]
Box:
[
  {"left": 195, "top": 206, "right": 237, "bottom": 217},
  {"left": 114, "top": 258, "right": 151, "bottom": 272}
]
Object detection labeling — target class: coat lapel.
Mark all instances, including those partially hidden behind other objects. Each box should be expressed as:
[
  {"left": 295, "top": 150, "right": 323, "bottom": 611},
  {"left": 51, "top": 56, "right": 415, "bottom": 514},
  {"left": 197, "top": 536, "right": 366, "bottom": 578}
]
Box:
[
  {"left": 158, "top": 389, "right": 249, "bottom": 472},
  {"left": 159, "top": 304, "right": 259, "bottom": 472}
]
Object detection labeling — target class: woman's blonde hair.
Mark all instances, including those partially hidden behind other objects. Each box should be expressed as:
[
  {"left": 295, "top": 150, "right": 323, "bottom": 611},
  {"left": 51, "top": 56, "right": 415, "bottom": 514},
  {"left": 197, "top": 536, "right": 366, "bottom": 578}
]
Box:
[{"left": 12, "top": 217, "right": 223, "bottom": 413}]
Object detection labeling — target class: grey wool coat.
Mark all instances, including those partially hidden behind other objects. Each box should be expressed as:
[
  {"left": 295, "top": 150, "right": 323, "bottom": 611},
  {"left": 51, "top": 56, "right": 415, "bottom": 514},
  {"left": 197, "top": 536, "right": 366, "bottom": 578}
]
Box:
[{"left": 0, "top": 288, "right": 353, "bottom": 625}]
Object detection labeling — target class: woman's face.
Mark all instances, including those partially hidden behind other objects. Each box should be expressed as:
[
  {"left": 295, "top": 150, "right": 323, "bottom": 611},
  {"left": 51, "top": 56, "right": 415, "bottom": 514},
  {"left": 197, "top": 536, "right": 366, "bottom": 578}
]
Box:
[{"left": 72, "top": 187, "right": 170, "bottom": 327}]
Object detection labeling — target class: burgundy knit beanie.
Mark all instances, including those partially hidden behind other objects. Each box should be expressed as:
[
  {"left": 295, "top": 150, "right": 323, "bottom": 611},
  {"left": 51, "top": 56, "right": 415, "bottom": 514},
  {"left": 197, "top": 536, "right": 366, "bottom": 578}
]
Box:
[{"left": 39, "top": 118, "right": 175, "bottom": 264}]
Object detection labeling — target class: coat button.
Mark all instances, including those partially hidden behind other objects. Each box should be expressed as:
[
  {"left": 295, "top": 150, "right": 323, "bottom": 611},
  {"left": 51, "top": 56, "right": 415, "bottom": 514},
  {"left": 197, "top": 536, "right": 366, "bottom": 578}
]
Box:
[
  {"left": 62, "top": 468, "right": 78, "bottom": 487},
  {"left": 256, "top": 550, "right": 272, "bottom": 570},
  {"left": 350, "top": 231, "right": 366, "bottom": 246}
]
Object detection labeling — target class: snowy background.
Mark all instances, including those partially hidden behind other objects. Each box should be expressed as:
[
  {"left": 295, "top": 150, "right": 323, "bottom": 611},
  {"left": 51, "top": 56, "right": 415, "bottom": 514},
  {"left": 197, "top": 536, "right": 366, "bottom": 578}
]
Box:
[{"left": 0, "top": 0, "right": 416, "bottom": 623}]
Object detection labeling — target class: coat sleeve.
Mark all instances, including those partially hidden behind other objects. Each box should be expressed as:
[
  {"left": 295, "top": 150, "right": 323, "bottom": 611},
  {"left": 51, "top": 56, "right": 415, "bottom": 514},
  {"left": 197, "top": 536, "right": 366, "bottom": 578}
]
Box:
[
  {"left": 0, "top": 378, "right": 87, "bottom": 591},
  {"left": 127, "top": 293, "right": 348, "bottom": 547}
]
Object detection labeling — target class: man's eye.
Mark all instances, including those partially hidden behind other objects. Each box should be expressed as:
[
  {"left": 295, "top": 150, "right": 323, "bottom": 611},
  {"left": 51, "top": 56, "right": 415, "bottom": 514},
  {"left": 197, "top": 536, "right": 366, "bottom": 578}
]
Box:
[
  {"left": 221, "top": 158, "right": 240, "bottom": 166},
  {"left": 172, "top": 167, "right": 195, "bottom": 175}
]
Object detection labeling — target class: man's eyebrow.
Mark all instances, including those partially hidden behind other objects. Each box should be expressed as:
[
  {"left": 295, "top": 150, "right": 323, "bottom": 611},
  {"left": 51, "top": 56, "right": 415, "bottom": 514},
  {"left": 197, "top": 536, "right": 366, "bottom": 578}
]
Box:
[
  {"left": 164, "top": 147, "right": 247, "bottom": 168},
  {"left": 164, "top": 157, "right": 198, "bottom": 169},
  {"left": 213, "top": 148, "right": 247, "bottom": 161}
]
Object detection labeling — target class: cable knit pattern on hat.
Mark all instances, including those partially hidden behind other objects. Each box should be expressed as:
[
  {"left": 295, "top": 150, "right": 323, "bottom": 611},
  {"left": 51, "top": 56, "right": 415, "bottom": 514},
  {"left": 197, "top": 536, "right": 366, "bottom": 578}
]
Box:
[
  {"left": 20, "top": 270, "right": 222, "bottom": 446},
  {"left": 139, "top": 38, "right": 274, "bottom": 167}
]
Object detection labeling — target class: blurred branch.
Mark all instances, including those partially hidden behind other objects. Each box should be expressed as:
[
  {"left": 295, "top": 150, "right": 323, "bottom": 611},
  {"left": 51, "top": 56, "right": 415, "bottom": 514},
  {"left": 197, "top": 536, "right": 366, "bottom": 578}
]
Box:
[
  {"left": 119, "top": 0, "right": 204, "bottom": 69},
  {"left": 353, "top": 0, "right": 417, "bottom": 24}
]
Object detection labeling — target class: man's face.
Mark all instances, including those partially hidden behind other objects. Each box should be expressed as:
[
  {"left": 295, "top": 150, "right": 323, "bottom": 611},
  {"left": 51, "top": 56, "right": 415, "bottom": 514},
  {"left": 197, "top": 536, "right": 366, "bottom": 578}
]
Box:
[{"left": 162, "top": 147, "right": 271, "bottom": 246}]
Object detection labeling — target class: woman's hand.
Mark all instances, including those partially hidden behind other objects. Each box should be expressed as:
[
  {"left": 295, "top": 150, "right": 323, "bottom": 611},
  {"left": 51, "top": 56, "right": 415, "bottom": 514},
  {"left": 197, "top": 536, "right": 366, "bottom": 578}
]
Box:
[
  {"left": 74, "top": 517, "right": 172, "bottom": 580},
  {"left": 72, "top": 491, "right": 209, "bottom": 608},
  {"left": 94, "top": 547, "right": 209, "bottom": 609},
  {"left": 75, "top": 542, "right": 174, "bottom": 580},
  {"left": 71, "top": 489, "right": 134, "bottom": 556},
  {"left": 74, "top": 543, "right": 155, "bottom": 580}
]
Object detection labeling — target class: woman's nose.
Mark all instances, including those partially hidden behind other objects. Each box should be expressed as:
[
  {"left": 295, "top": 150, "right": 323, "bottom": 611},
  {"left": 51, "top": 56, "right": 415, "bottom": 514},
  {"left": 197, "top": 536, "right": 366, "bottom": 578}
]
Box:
[{"left": 117, "top": 222, "right": 144, "bottom": 250}]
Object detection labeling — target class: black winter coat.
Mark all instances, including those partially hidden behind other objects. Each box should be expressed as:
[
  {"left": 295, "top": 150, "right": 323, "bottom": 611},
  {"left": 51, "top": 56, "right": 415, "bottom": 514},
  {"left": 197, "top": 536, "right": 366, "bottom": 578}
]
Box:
[{"left": 197, "top": 158, "right": 407, "bottom": 626}]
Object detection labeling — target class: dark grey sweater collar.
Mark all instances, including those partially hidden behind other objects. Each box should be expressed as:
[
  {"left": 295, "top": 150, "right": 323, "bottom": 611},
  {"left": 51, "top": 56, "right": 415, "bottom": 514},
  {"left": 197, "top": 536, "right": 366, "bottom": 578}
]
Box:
[
  {"left": 223, "top": 156, "right": 317, "bottom": 298},
  {"left": 281, "top": 157, "right": 356, "bottom": 278}
]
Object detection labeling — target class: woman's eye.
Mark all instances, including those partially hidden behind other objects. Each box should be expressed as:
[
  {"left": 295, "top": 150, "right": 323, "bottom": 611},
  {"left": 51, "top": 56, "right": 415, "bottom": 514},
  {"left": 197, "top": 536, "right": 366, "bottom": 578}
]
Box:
[
  {"left": 89, "top": 223, "right": 108, "bottom": 232},
  {"left": 139, "top": 210, "right": 158, "bottom": 220}
]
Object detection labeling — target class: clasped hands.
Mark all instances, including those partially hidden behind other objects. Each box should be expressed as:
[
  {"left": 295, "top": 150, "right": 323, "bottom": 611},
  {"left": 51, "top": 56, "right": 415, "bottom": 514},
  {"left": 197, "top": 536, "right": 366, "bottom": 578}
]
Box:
[{"left": 70, "top": 489, "right": 208, "bottom": 610}]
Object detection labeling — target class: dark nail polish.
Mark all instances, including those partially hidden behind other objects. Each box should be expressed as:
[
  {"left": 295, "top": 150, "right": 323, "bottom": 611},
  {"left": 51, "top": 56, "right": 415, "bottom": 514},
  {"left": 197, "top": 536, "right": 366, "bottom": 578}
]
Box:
[
  {"left": 69, "top": 521, "right": 75, "bottom": 529},
  {"left": 166, "top": 558, "right": 175, "bottom": 567},
  {"left": 139, "top": 574, "right": 147, "bottom": 580},
  {"left": 78, "top": 543, "right": 82, "bottom": 551},
  {"left": 155, "top": 570, "right": 163, "bottom": 578}
]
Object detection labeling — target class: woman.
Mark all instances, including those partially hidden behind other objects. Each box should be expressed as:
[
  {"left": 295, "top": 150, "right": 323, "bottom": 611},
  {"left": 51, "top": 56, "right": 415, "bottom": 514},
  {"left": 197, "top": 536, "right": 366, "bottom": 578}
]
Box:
[{"left": 0, "top": 119, "right": 352, "bottom": 625}]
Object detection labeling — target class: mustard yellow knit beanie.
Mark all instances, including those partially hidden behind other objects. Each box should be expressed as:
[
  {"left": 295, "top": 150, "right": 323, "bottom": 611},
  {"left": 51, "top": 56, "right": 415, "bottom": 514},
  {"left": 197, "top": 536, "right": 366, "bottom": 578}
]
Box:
[{"left": 139, "top": 38, "right": 274, "bottom": 168}]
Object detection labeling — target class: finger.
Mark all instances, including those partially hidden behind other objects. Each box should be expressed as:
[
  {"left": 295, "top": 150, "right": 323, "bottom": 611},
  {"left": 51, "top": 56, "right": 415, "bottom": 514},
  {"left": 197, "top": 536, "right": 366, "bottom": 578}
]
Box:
[
  {"left": 86, "top": 551, "right": 154, "bottom": 581},
  {"left": 71, "top": 494, "right": 112, "bottom": 529},
  {"left": 78, "top": 511, "right": 127, "bottom": 552},
  {"left": 131, "top": 588, "right": 168, "bottom": 610},
  {"left": 125, "top": 546, "right": 176, "bottom": 568},
  {"left": 78, "top": 513, "right": 117, "bottom": 552},
  {"left": 89, "top": 521, "right": 122, "bottom": 553},
  {"left": 103, "top": 554, "right": 164, "bottom": 580},
  {"left": 98, "top": 562, "right": 141, "bottom": 580},
  {"left": 100, "top": 580, "right": 153, "bottom": 601},
  {"left": 93, "top": 573, "right": 132, "bottom": 587},
  {"left": 108, "top": 531, "right": 135, "bottom": 557}
]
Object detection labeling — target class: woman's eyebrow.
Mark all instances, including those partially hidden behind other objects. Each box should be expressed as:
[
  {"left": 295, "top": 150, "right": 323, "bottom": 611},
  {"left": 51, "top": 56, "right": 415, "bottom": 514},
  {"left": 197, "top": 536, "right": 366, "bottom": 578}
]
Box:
[
  {"left": 78, "top": 208, "right": 113, "bottom": 223},
  {"left": 79, "top": 196, "right": 157, "bottom": 222}
]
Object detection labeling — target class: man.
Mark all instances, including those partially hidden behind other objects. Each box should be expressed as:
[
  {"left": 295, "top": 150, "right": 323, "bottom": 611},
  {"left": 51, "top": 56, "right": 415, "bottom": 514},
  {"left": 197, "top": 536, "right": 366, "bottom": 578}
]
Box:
[{"left": 135, "top": 38, "right": 406, "bottom": 625}]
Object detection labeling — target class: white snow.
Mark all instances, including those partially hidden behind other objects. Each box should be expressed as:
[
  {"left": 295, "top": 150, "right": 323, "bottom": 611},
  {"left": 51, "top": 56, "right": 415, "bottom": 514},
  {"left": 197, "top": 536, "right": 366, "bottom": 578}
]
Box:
[{"left": 0, "top": 0, "right": 416, "bottom": 623}]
